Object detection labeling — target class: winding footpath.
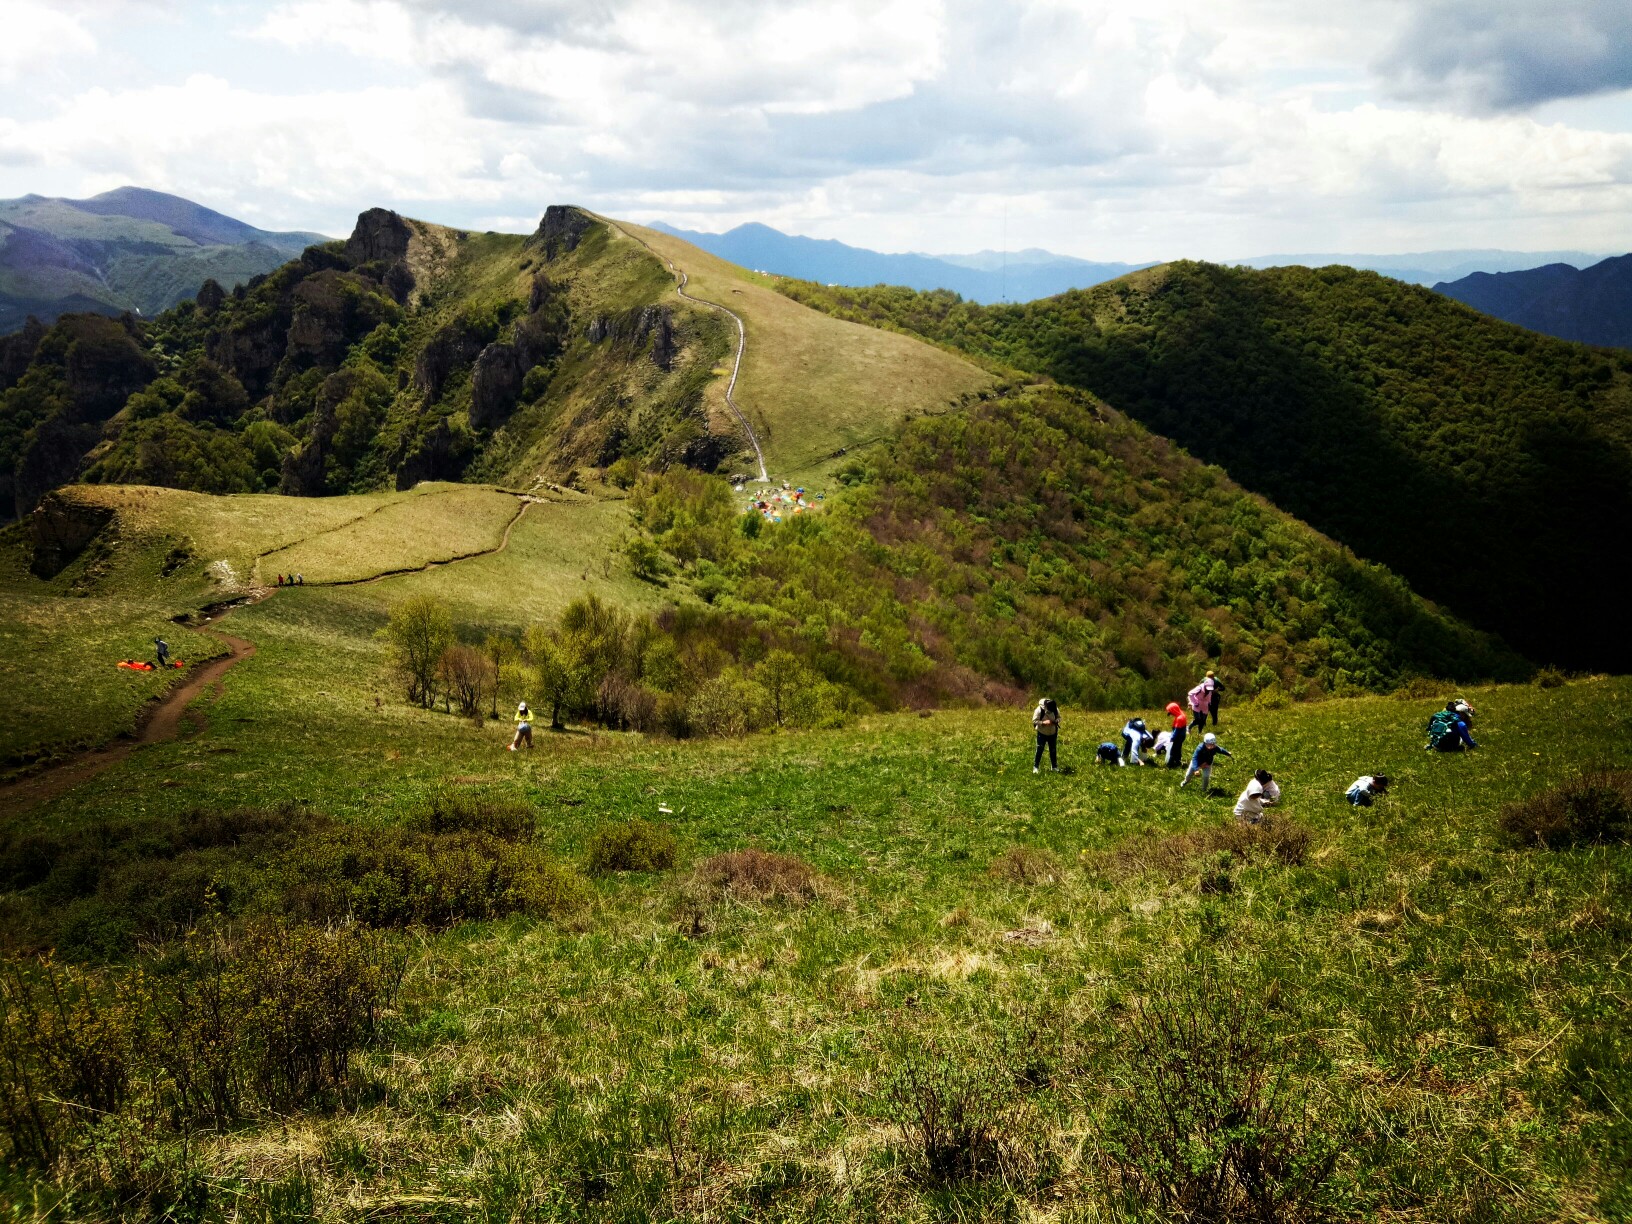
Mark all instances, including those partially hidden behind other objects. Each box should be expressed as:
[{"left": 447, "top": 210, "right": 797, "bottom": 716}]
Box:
[
  {"left": 0, "top": 495, "right": 540, "bottom": 814},
  {"left": 608, "top": 222, "right": 770, "bottom": 482}
]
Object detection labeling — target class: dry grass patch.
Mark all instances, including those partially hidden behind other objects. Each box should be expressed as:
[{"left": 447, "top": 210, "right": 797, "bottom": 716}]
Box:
[
  {"left": 1097, "top": 815, "right": 1313, "bottom": 880},
  {"left": 1498, "top": 770, "right": 1632, "bottom": 849},
  {"left": 989, "top": 845, "right": 1062, "bottom": 885},
  {"left": 692, "top": 849, "right": 820, "bottom": 904}
]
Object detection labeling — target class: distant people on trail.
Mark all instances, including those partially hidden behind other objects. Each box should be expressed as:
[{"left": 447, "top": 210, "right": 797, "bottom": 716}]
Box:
[
  {"left": 1180, "top": 733, "right": 1233, "bottom": 791},
  {"left": 1121, "top": 717, "right": 1152, "bottom": 766},
  {"left": 1163, "top": 701, "right": 1189, "bottom": 767},
  {"left": 276, "top": 574, "right": 284, "bottom": 586},
  {"left": 1234, "top": 769, "right": 1281, "bottom": 823},
  {"left": 1426, "top": 700, "right": 1478, "bottom": 751},
  {"left": 297, "top": 573, "right": 305, "bottom": 585},
  {"left": 1096, "top": 741, "right": 1122, "bottom": 764},
  {"left": 1346, "top": 774, "right": 1391, "bottom": 806},
  {"left": 1188, "top": 672, "right": 1219, "bottom": 730},
  {"left": 154, "top": 638, "right": 169, "bottom": 668},
  {"left": 1032, "top": 697, "right": 1061, "bottom": 773},
  {"left": 509, "top": 702, "right": 534, "bottom": 751}
]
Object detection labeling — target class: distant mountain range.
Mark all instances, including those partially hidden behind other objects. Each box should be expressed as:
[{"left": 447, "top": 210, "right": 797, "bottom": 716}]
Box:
[
  {"left": 1433, "top": 255, "right": 1632, "bottom": 348},
  {"left": 0, "top": 187, "right": 329, "bottom": 334},
  {"left": 648, "top": 221, "right": 1154, "bottom": 303},
  {"left": 1230, "top": 249, "right": 1611, "bottom": 288}
]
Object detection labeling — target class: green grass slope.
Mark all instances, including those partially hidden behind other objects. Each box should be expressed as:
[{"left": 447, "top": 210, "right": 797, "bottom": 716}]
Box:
[
  {"left": 2, "top": 622, "right": 1629, "bottom": 1218},
  {"left": 778, "top": 264, "right": 1632, "bottom": 672}
]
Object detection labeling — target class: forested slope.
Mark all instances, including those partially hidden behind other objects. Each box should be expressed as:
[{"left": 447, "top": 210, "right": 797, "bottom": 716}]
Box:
[{"left": 779, "top": 264, "right": 1632, "bottom": 671}]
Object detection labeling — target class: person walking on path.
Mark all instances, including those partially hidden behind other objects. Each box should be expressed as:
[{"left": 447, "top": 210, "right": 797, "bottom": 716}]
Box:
[
  {"left": 1346, "top": 774, "right": 1390, "bottom": 806},
  {"left": 1163, "top": 701, "right": 1189, "bottom": 767},
  {"left": 509, "top": 702, "right": 535, "bottom": 751},
  {"left": 1188, "top": 672, "right": 1218, "bottom": 730},
  {"left": 1032, "top": 697, "right": 1061, "bottom": 773},
  {"left": 154, "top": 637, "right": 170, "bottom": 668},
  {"left": 1233, "top": 769, "right": 1281, "bottom": 823},
  {"left": 1121, "top": 717, "right": 1151, "bottom": 766},
  {"left": 1180, "top": 733, "right": 1233, "bottom": 791}
]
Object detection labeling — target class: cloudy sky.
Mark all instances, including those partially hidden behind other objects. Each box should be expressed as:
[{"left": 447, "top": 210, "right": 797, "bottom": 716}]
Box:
[{"left": 3, "top": 0, "right": 1631, "bottom": 260}]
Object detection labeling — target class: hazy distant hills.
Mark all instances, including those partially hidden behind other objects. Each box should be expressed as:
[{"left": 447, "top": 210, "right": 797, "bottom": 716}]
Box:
[
  {"left": 648, "top": 221, "right": 1154, "bottom": 303},
  {"left": 0, "top": 187, "right": 329, "bottom": 334},
  {"left": 1231, "top": 248, "right": 1609, "bottom": 287},
  {"left": 1434, "top": 254, "right": 1632, "bottom": 348}
]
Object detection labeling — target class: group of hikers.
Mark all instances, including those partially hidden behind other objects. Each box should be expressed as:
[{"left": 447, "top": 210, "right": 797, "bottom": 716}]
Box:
[
  {"left": 1029, "top": 675, "right": 1482, "bottom": 820},
  {"left": 274, "top": 573, "right": 305, "bottom": 586}
]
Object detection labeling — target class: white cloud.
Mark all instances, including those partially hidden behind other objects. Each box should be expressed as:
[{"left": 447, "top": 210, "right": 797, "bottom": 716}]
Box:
[
  {"left": 0, "top": 1, "right": 96, "bottom": 83},
  {"left": 1, "top": 0, "right": 1631, "bottom": 257}
]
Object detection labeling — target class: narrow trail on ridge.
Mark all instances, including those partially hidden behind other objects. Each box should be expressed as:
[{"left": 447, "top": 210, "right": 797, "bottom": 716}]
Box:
[
  {"left": 0, "top": 495, "right": 543, "bottom": 814},
  {"left": 604, "top": 220, "right": 770, "bottom": 482}
]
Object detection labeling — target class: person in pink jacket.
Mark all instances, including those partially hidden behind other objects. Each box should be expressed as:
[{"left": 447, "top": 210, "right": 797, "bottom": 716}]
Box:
[{"left": 1189, "top": 671, "right": 1219, "bottom": 730}]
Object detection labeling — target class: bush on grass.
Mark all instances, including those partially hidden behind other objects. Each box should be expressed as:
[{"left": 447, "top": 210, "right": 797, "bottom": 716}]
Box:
[
  {"left": 585, "top": 820, "right": 679, "bottom": 875},
  {"left": 1097, "top": 966, "right": 1344, "bottom": 1222},
  {"left": 0, "top": 919, "right": 401, "bottom": 1168},
  {"left": 884, "top": 1040, "right": 1030, "bottom": 1187},
  {"left": 691, "top": 850, "right": 817, "bottom": 904},
  {"left": 1498, "top": 771, "right": 1632, "bottom": 849}
]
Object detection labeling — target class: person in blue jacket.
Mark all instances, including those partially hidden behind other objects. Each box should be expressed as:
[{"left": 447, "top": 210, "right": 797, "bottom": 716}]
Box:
[{"left": 1179, "top": 732, "right": 1233, "bottom": 791}]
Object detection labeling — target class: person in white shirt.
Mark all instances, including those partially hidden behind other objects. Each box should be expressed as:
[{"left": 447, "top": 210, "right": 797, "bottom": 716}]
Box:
[
  {"left": 1345, "top": 774, "right": 1390, "bottom": 807},
  {"left": 1121, "top": 717, "right": 1151, "bottom": 766},
  {"left": 1233, "top": 769, "right": 1281, "bottom": 823},
  {"left": 1032, "top": 697, "right": 1061, "bottom": 773}
]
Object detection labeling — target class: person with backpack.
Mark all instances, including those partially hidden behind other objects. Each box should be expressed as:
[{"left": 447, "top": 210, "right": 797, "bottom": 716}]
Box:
[
  {"left": 1032, "top": 697, "right": 1061, "bottom": 773},
  {"left": 1426, "top": 700, "right": 1478, "bottom": 751},
  {"left": 1180, "top": 733, "right": 1233, "bottom": 791},
  {"left": 1233, "top": 769, "right": 1281, "bottom": 823},
  {"left": 1346, "top": 774, "right": 1391, "bottom": 806},
  {"left": 1121, "top": 716, "right": 1152, "bottom": 766},
  {"left": 154, "top": 637, "right": 170, "bottom": 669}
]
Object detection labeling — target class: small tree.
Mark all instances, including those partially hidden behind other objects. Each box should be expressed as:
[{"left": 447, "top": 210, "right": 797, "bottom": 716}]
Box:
[
  {"left": 385, "top": 597, "right": 453, "bottom": 708},
  {"left": 525, "top": 623, "right": 591, "bottom": 730},
  {"left": 437, "top": 644, "right": 490, "bottom": 718},
  {"left": 753, "top": 649, "right": 813, "bottom": 728},
  {"left": 484, "top": 633, "right": 521, "bottom": 719}
]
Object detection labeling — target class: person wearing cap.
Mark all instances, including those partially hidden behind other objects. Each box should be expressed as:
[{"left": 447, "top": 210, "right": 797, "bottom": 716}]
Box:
[
  {"left": 1233, "top": 769, "right": 1281, "bottom": 823},
  {"left": 508, "top": 701, "right": 534, "bottom": 751},
  {"left": 1032, "top": 697, "right": 1061, "bottom": 773},
  {"left": 1180, "top": 732, "right": 1233, "bottom": 791},
  {"left": 1188, "top": 671, "right": 1218, "bottom": 730}
]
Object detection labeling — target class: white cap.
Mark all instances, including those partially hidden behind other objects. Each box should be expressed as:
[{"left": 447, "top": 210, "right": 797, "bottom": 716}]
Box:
[{"left": 1203, "top": 732, "right": 1217, "bottom": 744}]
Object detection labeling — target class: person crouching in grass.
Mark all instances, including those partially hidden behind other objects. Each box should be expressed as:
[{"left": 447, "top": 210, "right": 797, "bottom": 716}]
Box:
[
  {"left": 1346, "top": 774, "right": 1390, "bottom": 806},
  {"left": 1233, "top": 769, "right": 1280, "bottom": 823}
]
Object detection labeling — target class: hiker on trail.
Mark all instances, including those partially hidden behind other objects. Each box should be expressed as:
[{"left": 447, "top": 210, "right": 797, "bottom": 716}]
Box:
[
  {"left": 1096, "top": 741, "right": 1122, "bottom": 765},
  {"left": 1032, "top": 697, "right": 1061, "bottom": 773},
  {"left": 1121, "top": 717, "right": 1152, "bottom": 766},
  {"left": 1233, "top": 769, "right": 1280, "bottom": 823},
  {"left": 1180, "top": 733, "right": 1233, "bottom": 791},
  {"left": 1346, "top": 774, "right": 1391, "bottom": 806},
  {"left": 1163, "top": 701, "right": 1189, "bottom": 767},
  {"left": 297, "top": 573, "right": 305, "bottom": 585},
  {"left": 276, "top": 574, "right": 284, "bottom": 587},
  {"left": 509, "top": 702, "right": 534, "bottom": 751},
  {"left": 154, "top": 638, "right": 169, "bottom": 668},
  {"left": 1189, "top": 671, "right": 1219, "bottom": 730},
  {"left": 1426, "top": 700, "right": 1478, "bottom": 751}
]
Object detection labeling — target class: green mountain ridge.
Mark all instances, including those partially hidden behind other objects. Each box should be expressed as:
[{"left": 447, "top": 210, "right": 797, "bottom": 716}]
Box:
[
  {"left": 776, "top": 264, "right": 1632, "bottom": 673},
  {"left": 0, "top": 187, "right": 328, "bottom": 334}
]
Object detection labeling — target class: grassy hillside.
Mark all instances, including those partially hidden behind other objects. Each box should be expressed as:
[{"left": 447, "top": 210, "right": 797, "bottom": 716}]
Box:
[
  {"left": 616, "top": 220, "right": 995, "bottom": 476},
  {"left": 777, "top": 264, "right": 1632, "bottom": 672},
  {"left": 1, "top": 621, "right": 1628, "bottom": 1219},
  {"left": 1, "top": 205, "right": 1000, "bottom": 524}
]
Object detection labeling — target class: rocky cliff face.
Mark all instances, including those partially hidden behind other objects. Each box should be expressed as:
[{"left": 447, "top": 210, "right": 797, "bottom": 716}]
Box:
[
  {"left": 344, "top": 208, "right": 413, "bottom": 266},
  {"left": 531, "top": 206, "right": 593, "bottom": 260},
  {"left": 29, "top": 488, "right": 114, "bottom": 578}
]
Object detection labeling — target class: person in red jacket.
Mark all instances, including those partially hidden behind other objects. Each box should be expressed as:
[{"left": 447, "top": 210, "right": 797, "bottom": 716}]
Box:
[{"left": 1163, "top": 700, "right": 1189, "bottom": 768}]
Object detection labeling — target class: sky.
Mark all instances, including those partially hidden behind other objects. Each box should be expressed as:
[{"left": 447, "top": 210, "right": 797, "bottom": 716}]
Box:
[{"left": 2, "top": 0, "right": 1631, "bottom": 261}]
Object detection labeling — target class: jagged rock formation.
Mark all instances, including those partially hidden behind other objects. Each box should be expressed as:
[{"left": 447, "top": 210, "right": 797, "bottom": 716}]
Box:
[{"left": 531, "top": 206, "right": 592, "bottom": 260}]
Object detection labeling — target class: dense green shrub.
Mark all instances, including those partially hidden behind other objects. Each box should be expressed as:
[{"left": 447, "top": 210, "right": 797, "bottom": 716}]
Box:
[
  {"left": 1499, "top": 772, "right": 1632, "bottom": 848},
  {"left": 1097, "top": 967, "right": 1345, "bottom": 1221},
  {"left": 585, "top": 820, "right": 679, "bottom": 875}
]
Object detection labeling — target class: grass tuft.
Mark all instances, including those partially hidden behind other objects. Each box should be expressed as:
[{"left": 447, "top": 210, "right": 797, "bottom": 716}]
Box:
[
  {"left": 1498, "top": 771, "right": 1632, "bottom": 848},
  {"left": 584, "top": 819, "right": 679, "bottom": 875}
]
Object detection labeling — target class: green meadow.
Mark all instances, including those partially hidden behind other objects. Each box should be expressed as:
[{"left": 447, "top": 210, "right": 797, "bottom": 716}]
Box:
[{"left": 2, "top": 549, "right": 1629, "bottom": 1219}]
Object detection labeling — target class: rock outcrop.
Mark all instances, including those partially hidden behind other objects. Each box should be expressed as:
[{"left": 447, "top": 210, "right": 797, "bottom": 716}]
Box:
[
  {"left": 530, "top": 206, "right": 593, "bottom": 260},
  {"left": 29, "top": 489, "right": 114, "bottom": 579},
  {"left": 345, "top": 208, "right": 413, "bottom": 266}
]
